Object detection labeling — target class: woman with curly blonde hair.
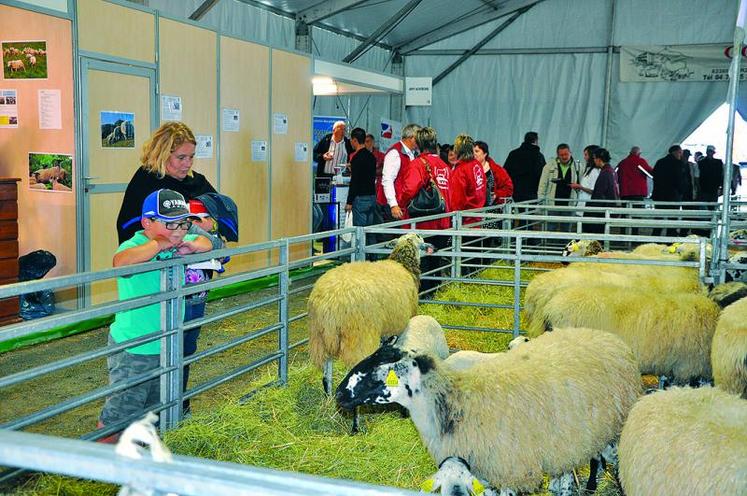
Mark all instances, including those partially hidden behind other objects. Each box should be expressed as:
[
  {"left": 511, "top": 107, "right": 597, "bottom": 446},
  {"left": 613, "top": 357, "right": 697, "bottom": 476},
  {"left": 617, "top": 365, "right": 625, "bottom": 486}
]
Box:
[{"left": 116, "top": 121, "right": 216, "bottom": 244}]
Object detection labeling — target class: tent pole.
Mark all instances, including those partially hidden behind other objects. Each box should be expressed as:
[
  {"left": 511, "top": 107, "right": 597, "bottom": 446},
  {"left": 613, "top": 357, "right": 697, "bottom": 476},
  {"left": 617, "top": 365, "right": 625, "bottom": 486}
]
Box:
[
  {"left": 601, "top": 0, "right": 616, "bottom": 148},
  {"left": 717, "top": 0, "right": 747, "bottom": 283}
]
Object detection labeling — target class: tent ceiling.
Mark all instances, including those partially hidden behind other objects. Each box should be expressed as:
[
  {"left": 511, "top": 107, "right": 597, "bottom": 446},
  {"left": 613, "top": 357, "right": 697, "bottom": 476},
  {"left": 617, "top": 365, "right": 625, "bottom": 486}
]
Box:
[{"left": 240, "top": 0, "right": 543, "bottom": 52}]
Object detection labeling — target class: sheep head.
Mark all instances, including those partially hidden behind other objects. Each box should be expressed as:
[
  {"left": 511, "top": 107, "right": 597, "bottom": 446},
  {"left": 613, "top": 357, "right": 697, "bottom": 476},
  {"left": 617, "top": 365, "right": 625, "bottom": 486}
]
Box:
[
  {"left": 336, "top": 345, "right": 433, "bottom": 411},
  {"left": 422, "top": 456, "right": 490, "bottom": 496},
  {"left": 386, "top": 233, "right": 435, "bottom": 279},
  {"left": 562, "top": 239, "right": 602, "bottom": 258}
]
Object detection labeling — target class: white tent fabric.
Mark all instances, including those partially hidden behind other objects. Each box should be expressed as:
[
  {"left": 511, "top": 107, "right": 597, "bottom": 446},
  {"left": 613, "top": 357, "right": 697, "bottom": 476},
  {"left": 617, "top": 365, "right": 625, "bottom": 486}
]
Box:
[{"left": 405, "top": 0, "right": 736, "bottom": 164}]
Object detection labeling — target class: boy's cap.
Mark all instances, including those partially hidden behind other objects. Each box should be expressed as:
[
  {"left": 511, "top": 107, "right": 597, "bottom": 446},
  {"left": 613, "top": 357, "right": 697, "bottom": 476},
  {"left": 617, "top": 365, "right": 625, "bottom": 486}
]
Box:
[
  {"left": 142, "top": 189, "right": 194, "bottom": 222},
  {"left": 189, "top": 199, "right": 210, "bottom": 218}
]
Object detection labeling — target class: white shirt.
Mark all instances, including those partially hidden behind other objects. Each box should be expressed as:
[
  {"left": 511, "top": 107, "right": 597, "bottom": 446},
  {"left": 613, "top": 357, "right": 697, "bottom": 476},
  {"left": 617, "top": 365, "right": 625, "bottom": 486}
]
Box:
[
  {"left": 381, "top": 141, "right": 415, "bottom": 207},
  {"left": 323, "top": 136, "right": 348, "bottom": 175}
]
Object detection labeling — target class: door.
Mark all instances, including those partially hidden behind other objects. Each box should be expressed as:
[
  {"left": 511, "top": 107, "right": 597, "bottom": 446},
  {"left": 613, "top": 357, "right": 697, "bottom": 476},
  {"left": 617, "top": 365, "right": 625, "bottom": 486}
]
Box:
[{"left": 79, "top": 58, "right": 156, "bottom": 304}]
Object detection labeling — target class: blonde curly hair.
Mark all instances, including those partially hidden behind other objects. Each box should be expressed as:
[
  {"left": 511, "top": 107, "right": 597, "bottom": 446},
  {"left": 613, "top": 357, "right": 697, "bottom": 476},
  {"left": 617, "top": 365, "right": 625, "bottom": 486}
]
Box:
[
  {"left": 453, "top": 133, "right": 475, "bottom": 161},
  {"left": 140, "top": 122, "right": 196, "bottom": 178}
]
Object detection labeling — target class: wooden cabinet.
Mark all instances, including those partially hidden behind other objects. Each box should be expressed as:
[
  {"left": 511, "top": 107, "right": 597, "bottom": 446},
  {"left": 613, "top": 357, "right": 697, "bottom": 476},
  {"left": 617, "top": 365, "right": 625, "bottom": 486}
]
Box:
[{"left": 0, "top": 178, "right": 20, "bottom": 326}]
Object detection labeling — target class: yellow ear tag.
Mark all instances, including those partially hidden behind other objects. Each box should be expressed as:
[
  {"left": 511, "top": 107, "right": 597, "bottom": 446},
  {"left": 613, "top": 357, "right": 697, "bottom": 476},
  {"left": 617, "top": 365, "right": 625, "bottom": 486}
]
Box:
[
  {"left": 386, "top": 369, "right": 399, "bottom": 387},
  {"left": 571, "top": 244, "right": 579, "bottom": 252},
  {"left": 420, "top": 478, "right": 435, "bottom": 492},
  {"left": 471, "top": 478, "right": 485, "bottom": 495},
  {"left": 668, "top": 243, "right": 679, "bottom": 253}
]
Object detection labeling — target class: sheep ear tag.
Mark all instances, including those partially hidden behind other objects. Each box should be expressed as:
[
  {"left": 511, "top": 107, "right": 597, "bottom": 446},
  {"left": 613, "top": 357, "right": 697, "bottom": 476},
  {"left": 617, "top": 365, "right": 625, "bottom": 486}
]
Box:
[
  {"left": 420, "top": 478, "right": 435, "bottom": 492},
  {"left": 471, "top": 478, "right": 485, "bottom": 495},
  {"left": 385, "top": 370, "right": 399, "bottom": 387}
]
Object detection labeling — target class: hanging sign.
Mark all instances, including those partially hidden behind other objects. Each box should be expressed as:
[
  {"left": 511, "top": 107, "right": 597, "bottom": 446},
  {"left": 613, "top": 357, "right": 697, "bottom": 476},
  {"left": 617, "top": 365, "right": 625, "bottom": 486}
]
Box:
[
  {"left": 405, "top": 77, "right": 432, "bottom": 106},
  {"left": 620, "top": 44, "right": 747, "bottom": 82}
]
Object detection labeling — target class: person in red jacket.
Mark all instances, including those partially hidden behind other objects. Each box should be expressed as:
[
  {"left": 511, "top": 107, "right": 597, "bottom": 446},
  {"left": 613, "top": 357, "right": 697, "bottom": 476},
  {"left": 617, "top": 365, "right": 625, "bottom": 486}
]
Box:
[
  {"left": 616, "top": 146, "right": 653, "bottom": 236},
  {"left": 450, "top": 134, "right": 487, "bottom": 226},
  {"left": 474, "top": 141, "right": 513, "bottom": 205}
]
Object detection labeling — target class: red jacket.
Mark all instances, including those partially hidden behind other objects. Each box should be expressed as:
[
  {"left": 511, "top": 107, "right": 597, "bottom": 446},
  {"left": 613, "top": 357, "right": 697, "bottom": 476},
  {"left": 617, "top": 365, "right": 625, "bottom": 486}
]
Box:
[
  {"left": 451, "top": 159, "right": 487, "bottom": 225},
  {"left": 616, "top": 154, "right": 653, "bottom": 198},
  {"left": 487, "top": 158, "right": 513, "bottom": 204},
  {"left": 396, "top": 154, "right": 452, "bottom": 230},
  {"left": 376, "top": 141, "right": 411, "bottom": 206}
]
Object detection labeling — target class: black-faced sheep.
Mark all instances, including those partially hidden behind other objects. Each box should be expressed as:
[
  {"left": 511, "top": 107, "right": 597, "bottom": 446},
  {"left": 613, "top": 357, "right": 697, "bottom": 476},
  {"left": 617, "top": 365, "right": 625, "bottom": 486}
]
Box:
[
  {"left": 618, "top": 386, "right": 747, "bottom": 496},
  {"left": 712, "top": 293, "right": 747, "bottom": 399},
  {"left": 336, "top": 327, "right": 641, "bottom": 496},
  {"left": 308, "top": 233, "right": 433, "bottom": 394},
  {"left": 530, "top": 283, "right": 720, "bottom": 383}
]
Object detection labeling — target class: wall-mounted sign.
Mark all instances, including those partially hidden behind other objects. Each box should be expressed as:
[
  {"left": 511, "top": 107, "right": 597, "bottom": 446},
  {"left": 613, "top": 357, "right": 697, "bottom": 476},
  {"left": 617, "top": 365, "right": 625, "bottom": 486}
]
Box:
[
  {"left": 620, "top": 44, "right": 747, "bottom": 82},
  {"left": 405, "top": 77, "right": 432, "bottom": 106}
]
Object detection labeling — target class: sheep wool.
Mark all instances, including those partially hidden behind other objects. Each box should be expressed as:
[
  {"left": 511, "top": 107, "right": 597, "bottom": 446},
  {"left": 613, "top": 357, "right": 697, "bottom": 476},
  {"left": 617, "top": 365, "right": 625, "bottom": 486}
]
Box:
[
  {"left": 395, "top": 315, "right": 449, "bottom": 360},
  {"left": 307, "top": 234, "right": 422, "bottom": 368},
  {"left": 619, "top": 387, "right": 747, "bottom": 496},
  {"left": 532, "top": 284, "right": 720, "bottom": 383},
  {"left": 712, "top": 296, "right": 747, "bottom": 398}
]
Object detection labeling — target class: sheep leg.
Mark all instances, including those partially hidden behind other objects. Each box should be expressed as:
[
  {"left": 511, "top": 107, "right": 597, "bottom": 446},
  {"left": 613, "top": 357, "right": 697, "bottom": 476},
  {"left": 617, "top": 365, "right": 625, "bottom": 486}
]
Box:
[
  {"left": 497, "top": 489, "right": 516, "bottom": 496},
  {"left": 586, "top": 455, "right": 601, "bottom": 493},
  {"left": 658, "top": 375, "right": 668, "bottom": 390},
  {"left": 322, "top": 359, "right": 333, "bottom": 396},
  {"left": 548, "top": 472, "right": 576, "bottom": 496},
  {"left": 351, "top": 407, "right": 361, "bottom": 434}
]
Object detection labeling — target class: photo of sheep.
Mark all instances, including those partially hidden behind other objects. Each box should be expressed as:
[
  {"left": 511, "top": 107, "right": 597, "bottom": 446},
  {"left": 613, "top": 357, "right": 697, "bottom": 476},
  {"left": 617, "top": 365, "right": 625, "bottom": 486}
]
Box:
[
  {"left": 28, "top": 153, "right": 73, "bottom": 192},
  {"left": 100, "top": 111, "right": 135, "bottom": 148},
  {"left": 2, "top": 40, "right": 47, "bottom": 80}
]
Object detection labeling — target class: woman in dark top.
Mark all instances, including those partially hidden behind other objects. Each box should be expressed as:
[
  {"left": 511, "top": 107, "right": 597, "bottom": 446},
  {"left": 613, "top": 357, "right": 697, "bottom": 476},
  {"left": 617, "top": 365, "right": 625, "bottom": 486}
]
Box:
[
  {"left": 116, "top": 121, "right": 217, "bottom": 244},
  {"left": 345, "top": 127, "right": 377, "bottom": 227},
  {"left": 583, "top": 147, "right": 619, "bottom": 234}
]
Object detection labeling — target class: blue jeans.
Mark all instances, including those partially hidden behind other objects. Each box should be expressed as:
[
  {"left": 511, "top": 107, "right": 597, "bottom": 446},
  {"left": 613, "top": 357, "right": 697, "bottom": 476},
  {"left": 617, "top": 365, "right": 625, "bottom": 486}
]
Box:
[{"left": 352, "top": 195, "right": 376, "bottom": 227}]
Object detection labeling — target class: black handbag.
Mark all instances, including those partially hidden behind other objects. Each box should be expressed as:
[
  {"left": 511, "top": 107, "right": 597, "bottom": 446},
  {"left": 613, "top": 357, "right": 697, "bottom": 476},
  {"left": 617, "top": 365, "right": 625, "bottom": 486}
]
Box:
[{"left": 408, "top": 157, "right": 446, "bottom": 218}]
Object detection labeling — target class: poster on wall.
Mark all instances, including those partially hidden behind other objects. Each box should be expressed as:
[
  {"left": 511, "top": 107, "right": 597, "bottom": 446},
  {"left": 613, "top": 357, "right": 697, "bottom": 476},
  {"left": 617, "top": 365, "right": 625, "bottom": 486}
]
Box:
[
  {"left": 160, "top": 95, "right": 182, "bottom": 121},
  {"left": 294, "top": 142, "right": 309, "bottom": 162},
  {"left": 620, "top": 44, "right": 747, "bottom": 82},
  {"left": 0, "top": 89, "right": 18, "bottom": 128},
  {"left": 100, "top": 111, "right": 135, "bottom": 148},
  {"left": 312, "top": 115, "right": 345, "bottom": 147},
  {"left": 1, "top": 41, "right": 47, "bottom": 80},
  {"left": 379, "top": 118, "right": 401, "bottom": 151},
  {"left": 251, "top": 140, "right": 267, "bottom": 161},
  {"left": 195, "top": 135, "right": 213, "bottom": 159},
  {"left": 28, "top": 152, "right": 72, "bottom": 192},
  {"left": 222, "top": 108, "right": 240, "bottom": 132},
  {"left": 38, "top": 89, "right": 61, "bottom": 129},
  {"left": 273, "top": 112, "right": 288, "bottom": 134}
]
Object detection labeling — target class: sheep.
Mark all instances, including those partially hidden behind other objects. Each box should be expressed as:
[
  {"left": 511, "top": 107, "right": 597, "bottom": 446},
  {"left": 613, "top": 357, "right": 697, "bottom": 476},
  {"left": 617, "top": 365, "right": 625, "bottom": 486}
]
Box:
[
  {"left": 725, "top": 252, "right": 747, "bottom": 283},
  {"left": 34, "top": 165, "right": 64, "bottom": 184},
  {"left": 6, "top": 60, "right": 25, "bottom": 72},
  {"left": 712, "top": 294, "right": 747, "bottom": 399},
  {"left": 421, "top": 456, "right": 500, "bottom": 496},
  {"left": 26, "top": 55, "right": 36, "bottom": 66},
  {"left": 531, "top": 283, "right": 720, "bottom": 384},
  {"left": 618, "top": 386, "right": 747, "bottom": 496},
  {"left": 392, "top": 315, "right": 449, "bottom": 360},
  {"left": 708, "top": 281, "right": 747, "bottom": 308},
  {"left": 308, "top": 232, "right": 433, "bottom": 395},
  {"left": 51, "top": 178, "right": 71, "bottom": 191},
  {"left": 336, "top": 327, "right": 641, "bottom": 496},
  {"left": 441, "top": 337, "right": 528, "bottom": 372}
]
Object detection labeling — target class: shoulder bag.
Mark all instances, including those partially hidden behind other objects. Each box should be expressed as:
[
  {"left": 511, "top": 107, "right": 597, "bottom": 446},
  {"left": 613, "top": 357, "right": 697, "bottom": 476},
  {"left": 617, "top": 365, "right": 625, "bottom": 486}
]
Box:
[{"left": 408, "top": 157, "right": 446, "bottom": 218}]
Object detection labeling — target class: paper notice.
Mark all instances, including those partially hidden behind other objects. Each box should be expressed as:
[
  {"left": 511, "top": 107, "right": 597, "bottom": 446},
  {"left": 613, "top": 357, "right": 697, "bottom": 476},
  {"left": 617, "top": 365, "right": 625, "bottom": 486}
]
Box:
[
  {"left": 295, "top": 142, "right": 309, "bottom": 162},
  {"left": 222, "top": 108, "right": 240, "bottom": 132},
  {"left": 251, "top": 140, "right": 267, "bottom": 161},
  {"left": 0, "top": 89, "right": 18, "bottom": 128},
  {"left": 195, "top": 135, "right": 213, "bottom": 159},
  {"left": 273, "top": 112, "right": 288, "bottom": 134},
  {"left": 38, "top": 89, "right": 61, "bottom": 129},
  {"left": 161, "top": 95, "right": 182, "bottom": 121}
]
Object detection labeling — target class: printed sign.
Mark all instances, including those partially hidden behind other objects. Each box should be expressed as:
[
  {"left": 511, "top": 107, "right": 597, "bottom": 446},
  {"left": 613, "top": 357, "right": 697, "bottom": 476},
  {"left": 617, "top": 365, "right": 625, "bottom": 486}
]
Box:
[
  {"left": 620, "top": 44, "right": 747, "bottom": 82},
  {"left": 405, "top": 77, "right": 432, "bottom": 106}
]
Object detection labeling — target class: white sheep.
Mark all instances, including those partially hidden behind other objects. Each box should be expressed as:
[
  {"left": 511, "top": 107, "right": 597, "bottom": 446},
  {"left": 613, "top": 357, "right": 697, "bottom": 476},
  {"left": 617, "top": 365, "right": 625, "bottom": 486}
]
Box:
[
  {"left": 393, "top": 315, "right": 449, "bottom": 360},
  {"left": 421, "top": 456, "right": 500, "bottom": 496},
  {"left": 336, "top": 327, "right": 641, "bottom": 496},
  {"left": 308, "top": 232, "right": 433, "bottom": 394},
  {"left": 712, "top": 293, "right": 747, "bottom": 399},
  {"left": 6, "top": 59, "right": 25, "bottom": 72},
  {"left": 26, "top": 54, "right": 36, "bottom": 66},
  {"left": 618, "top": 386, "right": 747, "bottom": 496},
  {"left": 531, "top": 283, "right": 720, "bottom": 384}
]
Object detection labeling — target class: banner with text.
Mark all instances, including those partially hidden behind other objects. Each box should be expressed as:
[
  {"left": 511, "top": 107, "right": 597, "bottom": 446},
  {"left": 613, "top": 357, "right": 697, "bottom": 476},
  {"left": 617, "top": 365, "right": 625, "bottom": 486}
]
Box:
[{"left": 620, "top": 44, "right": 747, "bottom": 82}]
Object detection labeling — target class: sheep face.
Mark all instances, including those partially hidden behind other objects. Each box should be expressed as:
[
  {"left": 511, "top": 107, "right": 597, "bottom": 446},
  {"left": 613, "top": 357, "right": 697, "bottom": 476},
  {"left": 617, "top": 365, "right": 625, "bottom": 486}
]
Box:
[
  {"left": 725, "top": 253, "right": 747, "bottom": 283},
  {"left": 386, "top": 233, "right": 435, "bottom": 275},
  {"left": 422, "top": 456, "right": 490, "bottom": 496},
  {"left": 335, "top": 345, "right": 428, "bottom": 411},
  {"left": 561, "top": 239, "right": 602, "bottom": 258}
]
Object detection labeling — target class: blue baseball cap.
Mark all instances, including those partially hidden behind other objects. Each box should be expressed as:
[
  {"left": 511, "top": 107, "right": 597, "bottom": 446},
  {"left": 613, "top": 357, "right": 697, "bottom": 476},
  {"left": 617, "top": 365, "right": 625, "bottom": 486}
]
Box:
[{"left": 142, "top": 189, "right": 195, "bottom": 222}]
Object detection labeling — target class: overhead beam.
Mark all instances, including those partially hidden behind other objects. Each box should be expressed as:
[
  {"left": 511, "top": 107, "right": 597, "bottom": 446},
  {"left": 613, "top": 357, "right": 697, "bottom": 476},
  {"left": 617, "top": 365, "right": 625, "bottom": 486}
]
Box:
[
  {"left": 396, "top": 0, "right": 543, "bottom": 54},
  {"left": 342, "top": 0, "right": 423, "bottom": 63},
  {"left": 478, "top": 0, "right": 499, "bottom": 10},
  {"left": 188, "top": 0, "right": 221, "bottom": 20},
  {"left": 412, "top": 46, "right": 615, "bottom": 55},
  {"left": 297, "top": 0, "right": 370, "bottom": 24},
  {"left": 433, "top": 5, "right": 532, "bottom": 86}
]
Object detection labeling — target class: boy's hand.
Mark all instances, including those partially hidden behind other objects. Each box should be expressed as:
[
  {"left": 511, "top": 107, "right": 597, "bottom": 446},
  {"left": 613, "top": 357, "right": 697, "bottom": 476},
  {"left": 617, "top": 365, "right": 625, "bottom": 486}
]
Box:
[
  {"left": 175, "top": 239, "right": 201, "bottom": 255},
  {"left": 153, "top": 235, "right": 177, "bottom": 251}
]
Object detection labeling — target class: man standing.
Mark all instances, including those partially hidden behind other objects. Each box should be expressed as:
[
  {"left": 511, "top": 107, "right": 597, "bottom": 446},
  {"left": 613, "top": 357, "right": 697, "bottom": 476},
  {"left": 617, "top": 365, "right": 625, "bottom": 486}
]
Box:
[
  {"left": 364, "top": 133, "right": 385, "bottom": 178},
  {"left": 698, "top": 145, "right": 724, "bottom": 207},
  {"left": 616, "top": 146, "right": 654, "bottom": 203},
  {"left": 682, "top": 149, "right": 699, "bottom": 201},
  {"left": 537, "top": 143, "right": 577, "bottom": 230},
  {"left": 652, "top": 145, "right": 685, "bottom": 237},
  {"left": 313, "top": 121, "right": 353, "bottom": 178},
  {"left": 504, "top": 131, "right": 546, "bottom": 203},
  {"left": 345, "top": 127, "right": 377, "bottom": 228},
  {"left": 376, "top": 123, "right": 421, "bottom": 220}
]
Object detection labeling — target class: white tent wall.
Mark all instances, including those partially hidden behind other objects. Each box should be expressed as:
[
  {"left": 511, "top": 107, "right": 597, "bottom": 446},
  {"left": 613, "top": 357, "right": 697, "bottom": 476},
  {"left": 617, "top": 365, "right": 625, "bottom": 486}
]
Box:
[{"left": 406, "top": 0, "right": 738, "bottom": 164}]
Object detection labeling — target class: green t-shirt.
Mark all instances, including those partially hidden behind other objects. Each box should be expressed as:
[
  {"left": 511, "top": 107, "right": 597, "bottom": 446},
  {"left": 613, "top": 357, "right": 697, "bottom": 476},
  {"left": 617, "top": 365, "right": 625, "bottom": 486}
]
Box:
[{"left": 110, "top": 230, "right": 197, "bottom": 355}]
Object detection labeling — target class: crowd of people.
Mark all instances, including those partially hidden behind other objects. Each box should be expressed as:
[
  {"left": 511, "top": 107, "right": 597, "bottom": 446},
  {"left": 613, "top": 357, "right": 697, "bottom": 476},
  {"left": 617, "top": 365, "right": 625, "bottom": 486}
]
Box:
[{"left": 314, "top": 121, "right": 742, "bottom": 237}]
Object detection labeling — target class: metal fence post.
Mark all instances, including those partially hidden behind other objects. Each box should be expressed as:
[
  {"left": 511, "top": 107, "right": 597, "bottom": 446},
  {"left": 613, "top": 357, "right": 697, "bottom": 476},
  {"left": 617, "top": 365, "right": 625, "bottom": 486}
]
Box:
[
  {"left": 278, "top": 239, "right": 290, "bottom": 386},
  {"left": 513, "top": 236, "right": 522, "bottom": 337},
  {"left": 161, "top": 263, "right": 184, "bottom": 432},
  {"left": 603, "top": 210, "right": 611, "bottom": 251},
  {"left": 454, "top": 211, "right": 463, "bottom": 279},
  {"left": 355, "top": 226, "right": 366, "bottom": 261}
]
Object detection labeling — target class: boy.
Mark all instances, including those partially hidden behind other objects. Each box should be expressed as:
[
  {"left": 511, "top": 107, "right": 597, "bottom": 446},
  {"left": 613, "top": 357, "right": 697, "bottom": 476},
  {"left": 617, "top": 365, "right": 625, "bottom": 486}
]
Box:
[{"left": 98, "top": 189, "right": 211, "bottom": 441}]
